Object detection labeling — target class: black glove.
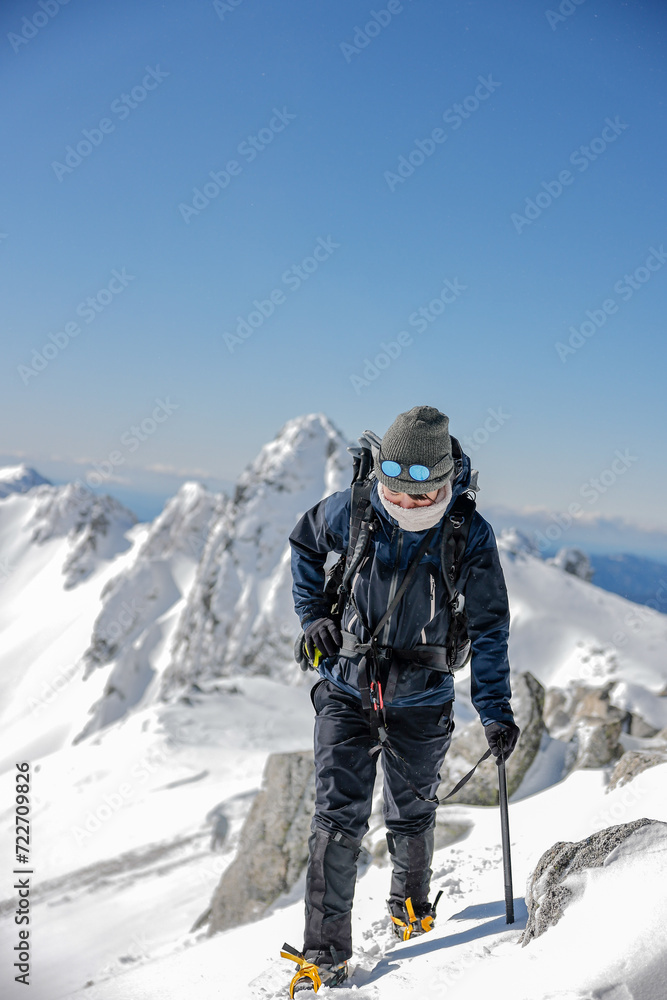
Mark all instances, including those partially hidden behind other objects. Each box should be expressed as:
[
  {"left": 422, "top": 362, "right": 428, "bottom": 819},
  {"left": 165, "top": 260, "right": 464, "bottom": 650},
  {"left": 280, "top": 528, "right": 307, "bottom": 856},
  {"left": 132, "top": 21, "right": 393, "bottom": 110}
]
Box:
[
  {"left": 304, "top": 617, "right": 342, "bottom": 660},
  {"left": 484, "top": 721, "right": 520, "bottom": 763}
]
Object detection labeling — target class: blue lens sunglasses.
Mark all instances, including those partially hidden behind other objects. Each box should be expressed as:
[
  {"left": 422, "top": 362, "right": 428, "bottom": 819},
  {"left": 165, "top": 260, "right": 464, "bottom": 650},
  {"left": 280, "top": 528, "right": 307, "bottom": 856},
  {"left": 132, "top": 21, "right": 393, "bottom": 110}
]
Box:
[{"left": 380, "top": 460, "right": 432, "bottom": 482}]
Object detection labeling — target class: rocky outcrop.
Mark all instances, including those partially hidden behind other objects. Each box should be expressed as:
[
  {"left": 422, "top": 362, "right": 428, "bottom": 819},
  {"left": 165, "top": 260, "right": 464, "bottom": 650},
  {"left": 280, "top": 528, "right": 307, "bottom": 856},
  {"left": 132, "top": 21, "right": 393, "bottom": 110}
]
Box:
[
  {"left": 438, "top": 671, "right": 545, "bottom": 806},
  {"left": 608, "top": 746, "right": 667, "bottom": 791},
  {"left": 570, "top": 716, "right": 625, "bottom": 769},
  {"left": 544, "top": 681, "right": 627, "bottom": 768},
  {"left": 522, "top": 819, "right": 667, "bottom": 944},
  {"left": 522, "top": 818, "right": 663, "bottom": 945},
  {"left": 548, "top": 547, "right": 594, "bottom": 581},
  {"left": 28, "top": 482, "right": 136, "bottom": 588},
  {"left": 205, "top": 750, "right": 316, "bottom": 934}
]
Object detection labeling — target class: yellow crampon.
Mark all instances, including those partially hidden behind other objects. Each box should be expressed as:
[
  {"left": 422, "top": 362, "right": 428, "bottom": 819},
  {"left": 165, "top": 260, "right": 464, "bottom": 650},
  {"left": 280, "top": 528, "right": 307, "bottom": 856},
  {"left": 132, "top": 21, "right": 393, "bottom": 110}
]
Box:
[
  {"left": 280, "top": 944, "right": 322, "bottom": 997},
  {"left": 390, "top": 896, "right": 435, "bottom": 941}
]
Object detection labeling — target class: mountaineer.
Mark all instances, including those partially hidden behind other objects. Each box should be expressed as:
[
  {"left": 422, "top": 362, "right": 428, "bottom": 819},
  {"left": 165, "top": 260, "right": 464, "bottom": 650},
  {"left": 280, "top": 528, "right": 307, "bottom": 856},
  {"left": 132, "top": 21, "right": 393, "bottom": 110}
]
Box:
[{"left": 283, "top": 405, "right": 519, "bottom": 994}]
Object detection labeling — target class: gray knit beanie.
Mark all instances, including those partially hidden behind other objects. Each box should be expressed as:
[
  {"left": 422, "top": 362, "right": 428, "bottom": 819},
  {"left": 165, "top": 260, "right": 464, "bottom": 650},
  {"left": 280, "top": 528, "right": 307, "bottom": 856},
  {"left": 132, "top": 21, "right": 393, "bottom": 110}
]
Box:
[{"left": 376, "top": 405, "right": 454, "bottom": 494}]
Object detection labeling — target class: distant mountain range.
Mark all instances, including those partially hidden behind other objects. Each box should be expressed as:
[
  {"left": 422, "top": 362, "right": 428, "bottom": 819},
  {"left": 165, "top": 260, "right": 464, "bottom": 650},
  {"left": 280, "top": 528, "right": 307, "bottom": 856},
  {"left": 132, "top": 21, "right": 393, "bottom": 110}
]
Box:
[
  {"left": 589, "top": 553, "right": 667, "bottom": 610},
  {"left": 2, "top": 419, "right": 667, "bottom": 998}
]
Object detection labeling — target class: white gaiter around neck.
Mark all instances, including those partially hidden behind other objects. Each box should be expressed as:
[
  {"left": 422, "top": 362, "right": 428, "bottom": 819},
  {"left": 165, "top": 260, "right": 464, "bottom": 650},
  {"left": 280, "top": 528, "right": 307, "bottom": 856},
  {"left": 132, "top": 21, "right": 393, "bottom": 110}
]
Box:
[{"left": 378, "top": 480, "right": 452, "bottom": 532}]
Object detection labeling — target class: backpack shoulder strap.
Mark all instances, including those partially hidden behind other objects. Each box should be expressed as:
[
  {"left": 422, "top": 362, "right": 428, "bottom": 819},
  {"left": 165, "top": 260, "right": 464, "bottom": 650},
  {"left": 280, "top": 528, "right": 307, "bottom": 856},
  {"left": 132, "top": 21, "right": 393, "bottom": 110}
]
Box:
[
  {"left": 340, "top": 479, "right": 376, "bottom": 596},
  {"left": 440, "top": 490, "right": 476, "bottom": 600}
]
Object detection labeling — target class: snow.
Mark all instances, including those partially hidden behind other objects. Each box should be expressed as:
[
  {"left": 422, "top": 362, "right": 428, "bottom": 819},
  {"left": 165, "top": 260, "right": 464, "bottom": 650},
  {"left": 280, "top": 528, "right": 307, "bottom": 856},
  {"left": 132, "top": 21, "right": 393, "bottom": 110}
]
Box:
[
  {"left": 1, "top": 420, "right": 667, "bottom": 1000},
  {"left": 15, "top": 760, "right": 662, "bottom": 1000},
  {"left": 0, "top": 463, "right": 51, "bottom": 497}
]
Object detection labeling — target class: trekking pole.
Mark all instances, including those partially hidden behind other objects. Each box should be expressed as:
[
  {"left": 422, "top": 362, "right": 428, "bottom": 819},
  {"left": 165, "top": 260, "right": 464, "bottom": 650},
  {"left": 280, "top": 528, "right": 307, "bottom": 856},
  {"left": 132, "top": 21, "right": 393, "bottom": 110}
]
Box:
[{"left": 497, "top": 751, "right": 514, "bottom": 924}]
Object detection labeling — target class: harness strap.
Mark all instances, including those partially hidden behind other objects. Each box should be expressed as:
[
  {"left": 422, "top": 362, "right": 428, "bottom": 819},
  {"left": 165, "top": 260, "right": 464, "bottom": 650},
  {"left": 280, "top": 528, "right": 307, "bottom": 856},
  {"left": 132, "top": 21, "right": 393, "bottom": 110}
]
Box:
[
  {"left": 384, "top": 660, "right": 400, "bottom": 704},
  {"left": 340, "top": 632, "right": 453, "bottom": 675},
  {"left": 357, "top": 656, "right": 372, "bottom": 713},
  {"left": 439, "top": 749, "right": 493, "bottom": 801},
  {"left": 341, "top": 479, "right": 485, "bottom": 807}
]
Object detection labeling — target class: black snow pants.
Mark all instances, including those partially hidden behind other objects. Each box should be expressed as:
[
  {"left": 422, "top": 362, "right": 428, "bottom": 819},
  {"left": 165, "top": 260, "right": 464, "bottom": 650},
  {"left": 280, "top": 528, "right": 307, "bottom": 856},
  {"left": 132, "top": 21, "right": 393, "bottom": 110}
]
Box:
[{"left": 303, "top": 678, "right": 454, "bottom": 964}]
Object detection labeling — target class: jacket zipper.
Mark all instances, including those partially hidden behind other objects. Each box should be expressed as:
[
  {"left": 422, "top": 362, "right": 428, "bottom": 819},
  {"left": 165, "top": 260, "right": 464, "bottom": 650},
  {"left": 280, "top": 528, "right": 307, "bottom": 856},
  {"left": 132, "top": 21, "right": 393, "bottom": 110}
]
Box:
[
  {"left": 420, "top": 570, "right": 436, "bottom": 643},
  {"left": 381, "top": 528, "right": 403, "bottom": 645}
]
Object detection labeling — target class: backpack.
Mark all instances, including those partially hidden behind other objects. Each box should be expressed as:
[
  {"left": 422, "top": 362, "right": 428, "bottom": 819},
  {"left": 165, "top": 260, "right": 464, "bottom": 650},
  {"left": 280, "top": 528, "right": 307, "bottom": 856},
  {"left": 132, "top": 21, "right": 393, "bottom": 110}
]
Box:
[{"left": 294, "top": 430, "right": 478, "bottom": 673}]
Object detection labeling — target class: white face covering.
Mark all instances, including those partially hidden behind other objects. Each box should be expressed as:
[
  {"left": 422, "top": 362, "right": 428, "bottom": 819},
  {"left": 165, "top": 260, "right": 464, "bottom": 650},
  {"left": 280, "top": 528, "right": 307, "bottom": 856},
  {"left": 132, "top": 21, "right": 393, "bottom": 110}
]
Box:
[{"left": 377, "top": 480, "right": 452, "bottom": 532}]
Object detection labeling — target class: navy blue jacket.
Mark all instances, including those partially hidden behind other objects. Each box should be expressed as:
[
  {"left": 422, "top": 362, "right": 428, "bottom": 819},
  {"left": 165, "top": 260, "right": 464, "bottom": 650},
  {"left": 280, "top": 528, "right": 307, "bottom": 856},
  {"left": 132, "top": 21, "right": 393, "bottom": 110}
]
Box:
[{"left": 289, "top": 451, "right": 513, "bottom": 726}]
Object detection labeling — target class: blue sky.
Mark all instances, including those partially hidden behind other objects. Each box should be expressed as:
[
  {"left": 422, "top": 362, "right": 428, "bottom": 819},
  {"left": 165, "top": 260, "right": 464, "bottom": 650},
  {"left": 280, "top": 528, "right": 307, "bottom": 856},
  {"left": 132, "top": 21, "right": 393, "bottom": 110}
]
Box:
[{"left": 1, "top": 0, "right": 666, "bottom": 543}]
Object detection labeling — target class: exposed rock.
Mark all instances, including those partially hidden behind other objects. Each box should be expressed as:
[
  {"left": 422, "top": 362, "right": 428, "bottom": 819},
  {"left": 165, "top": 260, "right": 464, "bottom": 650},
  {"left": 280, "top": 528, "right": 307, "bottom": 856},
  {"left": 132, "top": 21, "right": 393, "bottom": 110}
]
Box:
[
  {"left": 570, "top": 716, "right": 624, "bottom": 769},
  {"left": 548, "top": 547, "right": 594, "bottom": 581},
  {"left": 28, "top": 482, "right": 136, "bottom": 588},
  {"left": 522, "top": 818, "right": 662, "bottom": 945},
  {"left": 437, "top": 671, "right": 545, "bottom": 806},
  {"left": 628, "top": 714, "right": 660, "bottom": 738},
  {"left": 608, "top": 748, "right": 667, "bottom": 791},
  {"left": 206, "top": 750, "right": 316, "bottom": 934},
  {"left": 544, "top": 682, "right": 627, "bottom": 768},
  {"left": 543, "top": 687, "right": 570, "bottom": 740}
]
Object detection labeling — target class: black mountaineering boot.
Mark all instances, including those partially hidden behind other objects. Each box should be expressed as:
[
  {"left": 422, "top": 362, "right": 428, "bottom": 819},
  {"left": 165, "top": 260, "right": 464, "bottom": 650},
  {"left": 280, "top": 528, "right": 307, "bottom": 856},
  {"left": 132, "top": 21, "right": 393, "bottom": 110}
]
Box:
[
  {"left": 281, "top": 944, "right": 348, "bottom": 996},
  {"left": 388, "top": 892, "right": 443, "bottom": 941}
]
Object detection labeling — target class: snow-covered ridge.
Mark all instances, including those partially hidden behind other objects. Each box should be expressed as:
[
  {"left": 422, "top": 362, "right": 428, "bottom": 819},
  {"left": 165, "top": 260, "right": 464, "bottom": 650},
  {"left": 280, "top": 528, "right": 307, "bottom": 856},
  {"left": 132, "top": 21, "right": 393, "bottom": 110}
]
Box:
[
  {"left": 0, "top": 462, "right": 51, "bottom": 497},
  {"left": 27, "top": 481, "right": 137, "bottom": 589},
  {"left": 162, "top": 413, "right": 352, "bottom": 693},
  {"left": 76, "top": 482, "right": 226, "bottom": 738},
  {"left": 3, "top": 415, "right": 667, "bottom": 748}
]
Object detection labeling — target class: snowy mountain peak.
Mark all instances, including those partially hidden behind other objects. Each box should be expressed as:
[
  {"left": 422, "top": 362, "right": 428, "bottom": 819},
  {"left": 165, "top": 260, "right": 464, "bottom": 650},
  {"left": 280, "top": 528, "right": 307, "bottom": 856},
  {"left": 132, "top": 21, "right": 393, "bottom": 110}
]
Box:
[
  {"left": 0, "top": 463, "right": 51, "bottom": 497},
  {"left": 548, "top": 547, "right": 594, "bottom": 581},
  {"left": 235, "top": 412, "right": 350, "bottom": 504},
  {"left": 497, "top": 527, "right": 541, "bottom": 558},
  {"left": 162, "top": 413, "right": 353, "bottom": 694},
  {"left": 29, "top": 482, "right": 137, "bottom": 589},
  {"left": 139, "top": 481, "right": 225, "bottom": 562}
]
